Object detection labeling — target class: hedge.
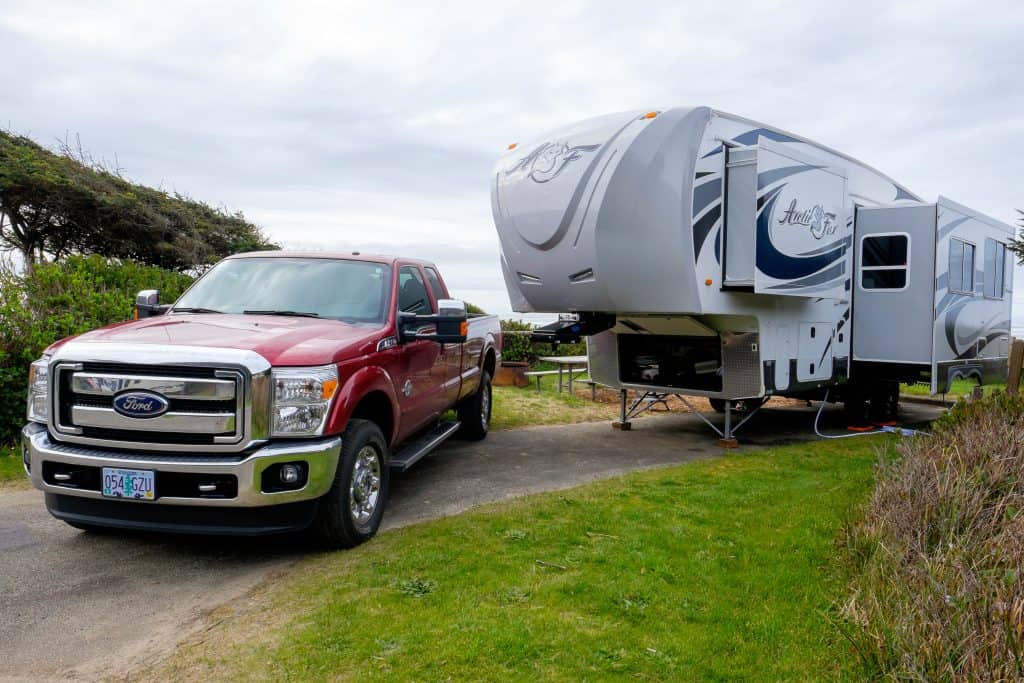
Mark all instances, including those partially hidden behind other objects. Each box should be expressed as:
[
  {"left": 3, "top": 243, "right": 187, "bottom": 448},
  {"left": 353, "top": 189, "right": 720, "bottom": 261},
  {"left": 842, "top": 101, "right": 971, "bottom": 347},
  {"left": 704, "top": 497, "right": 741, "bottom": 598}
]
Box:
[{"left": 0, "top": 255, "right": 193, "bottom": 442}]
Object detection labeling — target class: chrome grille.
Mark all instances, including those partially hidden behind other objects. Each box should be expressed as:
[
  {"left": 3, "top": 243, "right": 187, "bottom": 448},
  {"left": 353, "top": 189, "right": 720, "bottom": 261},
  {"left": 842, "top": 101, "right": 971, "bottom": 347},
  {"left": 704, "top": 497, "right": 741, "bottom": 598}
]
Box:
[{"left": 51, "top": 361, "right": 248, "bottom": 451}]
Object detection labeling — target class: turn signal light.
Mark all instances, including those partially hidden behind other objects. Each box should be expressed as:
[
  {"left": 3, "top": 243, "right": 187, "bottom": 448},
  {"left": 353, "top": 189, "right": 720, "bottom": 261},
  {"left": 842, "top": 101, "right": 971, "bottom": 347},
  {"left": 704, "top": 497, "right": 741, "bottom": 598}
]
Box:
[
  {"left": 643, "top": 111, "right": 658, "bottom": 119},
  {"left": 321, "top": 378, "right": 339, "bottom": 400},
  {"left": 460, "top": 321, "right": 468, "bottom": 337},
  {"left": 508, "top": 143, "right": 518, "bottom": 150}
]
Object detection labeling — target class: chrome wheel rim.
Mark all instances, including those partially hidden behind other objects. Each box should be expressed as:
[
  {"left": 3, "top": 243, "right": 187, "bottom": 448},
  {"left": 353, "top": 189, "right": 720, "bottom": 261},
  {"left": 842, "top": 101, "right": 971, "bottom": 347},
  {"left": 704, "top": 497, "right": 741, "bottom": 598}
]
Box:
[
  {"left": 349, "top": 445, "right": 381, "bottom": 526},
  {"left": 481, "top": 384, "right": 491, "bottom": 428}
]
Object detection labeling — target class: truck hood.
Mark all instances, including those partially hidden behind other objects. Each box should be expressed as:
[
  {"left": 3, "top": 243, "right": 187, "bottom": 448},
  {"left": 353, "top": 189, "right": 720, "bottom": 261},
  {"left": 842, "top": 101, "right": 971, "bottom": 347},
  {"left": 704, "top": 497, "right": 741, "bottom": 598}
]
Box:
[{"left": 50, "top": 314, "right": 385, "bottom": 366}]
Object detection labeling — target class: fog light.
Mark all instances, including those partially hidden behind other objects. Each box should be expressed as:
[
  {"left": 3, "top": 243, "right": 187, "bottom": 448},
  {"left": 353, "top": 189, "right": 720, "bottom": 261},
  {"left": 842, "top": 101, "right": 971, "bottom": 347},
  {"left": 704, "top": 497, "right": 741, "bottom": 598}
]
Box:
[{"left": 280, "top": 464, "right": 301, "bottom": 484}]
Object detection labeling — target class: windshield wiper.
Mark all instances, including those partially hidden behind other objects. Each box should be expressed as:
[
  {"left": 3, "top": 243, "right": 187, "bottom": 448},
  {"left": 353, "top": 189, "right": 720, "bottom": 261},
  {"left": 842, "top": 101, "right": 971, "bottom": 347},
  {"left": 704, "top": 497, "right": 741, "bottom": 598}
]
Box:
[
  {"left": 243, "top": 310, "right": 322, "bottom": 318},
  {"left": 171, "top": 307, "right": 223, "bottom": 314}
]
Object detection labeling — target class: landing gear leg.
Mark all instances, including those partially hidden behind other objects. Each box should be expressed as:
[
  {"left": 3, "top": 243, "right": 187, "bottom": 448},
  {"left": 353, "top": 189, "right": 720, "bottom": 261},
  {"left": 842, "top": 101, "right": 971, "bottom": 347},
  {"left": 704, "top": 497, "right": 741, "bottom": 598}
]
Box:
[
  {"left": 718, "top": 401, "right": 739, "bottom": 449},
  {"left": 613, "top": 389, "right": 632, "bottom": 431}
]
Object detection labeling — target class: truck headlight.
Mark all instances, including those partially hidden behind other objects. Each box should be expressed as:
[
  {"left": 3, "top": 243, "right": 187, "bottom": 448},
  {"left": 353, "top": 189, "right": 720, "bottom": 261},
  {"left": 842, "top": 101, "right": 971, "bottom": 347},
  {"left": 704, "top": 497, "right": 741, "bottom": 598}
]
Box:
[
  {"left": 27, "top": 357, "right": 50, "bottom": 423},
  {"left": 271, "top": 365, "right": 339, "bottom": 436}
]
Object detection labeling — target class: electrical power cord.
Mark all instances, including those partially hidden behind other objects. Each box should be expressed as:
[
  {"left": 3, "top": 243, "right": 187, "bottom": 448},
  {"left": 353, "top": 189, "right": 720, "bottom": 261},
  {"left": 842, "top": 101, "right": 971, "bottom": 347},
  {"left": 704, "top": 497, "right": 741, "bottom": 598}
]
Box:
[{"left": 814, "top": 388, "right": 932, "bottom": 439}]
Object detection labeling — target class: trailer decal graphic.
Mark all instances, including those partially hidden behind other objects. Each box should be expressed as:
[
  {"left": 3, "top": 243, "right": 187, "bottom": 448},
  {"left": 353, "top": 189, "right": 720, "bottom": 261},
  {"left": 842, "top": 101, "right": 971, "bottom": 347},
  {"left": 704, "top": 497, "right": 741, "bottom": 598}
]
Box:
[
  {"left": 692, "top": 177, "right": 722, "bottom": 217},
  {"left": 505, "top": 141, "right": 601, "bottom": 184},
  {"left": 692, "top": 204, "right": 722, "bottom": 258},
  {"left": 700, "top": 128, "right": 800, "bottom": 159},
  {"left": 755, "top": 185, "right": 846, "bottom": 280}
]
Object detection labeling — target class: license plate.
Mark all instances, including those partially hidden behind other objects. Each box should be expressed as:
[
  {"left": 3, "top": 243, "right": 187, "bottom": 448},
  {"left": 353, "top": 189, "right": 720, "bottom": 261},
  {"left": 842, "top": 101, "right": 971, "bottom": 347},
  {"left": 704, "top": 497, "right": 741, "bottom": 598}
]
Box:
[{"left": 101, "top": 467, "right": 155, "bottom": 500}]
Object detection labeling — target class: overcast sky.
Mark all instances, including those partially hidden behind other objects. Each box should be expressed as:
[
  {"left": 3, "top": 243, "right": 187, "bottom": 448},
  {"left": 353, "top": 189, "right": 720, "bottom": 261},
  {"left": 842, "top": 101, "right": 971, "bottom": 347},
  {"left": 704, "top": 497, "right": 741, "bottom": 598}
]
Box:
[{"left": 2, "top": 0, "right": 1022, "bottom": 321}]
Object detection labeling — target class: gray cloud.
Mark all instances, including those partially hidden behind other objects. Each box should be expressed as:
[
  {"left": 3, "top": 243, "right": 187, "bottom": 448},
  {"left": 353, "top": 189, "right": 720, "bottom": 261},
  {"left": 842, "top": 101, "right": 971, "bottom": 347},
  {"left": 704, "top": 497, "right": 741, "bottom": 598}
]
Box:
[{"left": 1, "top": 0, "right": 1021, "bottom": 320}]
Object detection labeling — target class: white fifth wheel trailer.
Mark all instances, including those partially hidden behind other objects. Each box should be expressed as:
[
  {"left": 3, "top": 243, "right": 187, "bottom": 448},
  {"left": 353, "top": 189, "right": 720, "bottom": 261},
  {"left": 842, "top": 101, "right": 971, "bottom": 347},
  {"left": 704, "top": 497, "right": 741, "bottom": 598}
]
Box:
[{"left": 490, "top": 107, "right": 1014, "bottom": 439}]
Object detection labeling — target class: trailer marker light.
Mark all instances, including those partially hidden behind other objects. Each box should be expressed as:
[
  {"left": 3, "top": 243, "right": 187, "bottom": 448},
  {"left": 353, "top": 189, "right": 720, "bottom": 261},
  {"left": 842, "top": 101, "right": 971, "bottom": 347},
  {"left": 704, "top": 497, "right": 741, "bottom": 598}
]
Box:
[
  {"left": 705, "top": 278, "right": 713, "bottom": 286},
  {"left": 508, "top": 143, "right": 518, "bottom": 150},
  {"left": 643, "top": 111, "right": 658, "bottom": 119}
]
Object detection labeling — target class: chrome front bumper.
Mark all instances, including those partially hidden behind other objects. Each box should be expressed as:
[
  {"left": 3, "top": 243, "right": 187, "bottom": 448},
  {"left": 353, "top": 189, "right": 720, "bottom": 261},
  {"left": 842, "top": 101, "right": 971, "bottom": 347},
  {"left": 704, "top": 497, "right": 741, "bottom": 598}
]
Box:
[{"left": 21, "top": 423, "right": 341, "bottom": 508}]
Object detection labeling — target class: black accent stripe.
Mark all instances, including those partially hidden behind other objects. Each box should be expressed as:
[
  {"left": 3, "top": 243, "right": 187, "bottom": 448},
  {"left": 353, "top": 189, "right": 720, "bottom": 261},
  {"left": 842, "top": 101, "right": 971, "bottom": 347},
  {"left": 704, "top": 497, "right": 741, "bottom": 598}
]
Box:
[{"left": 692, "top": 205, "right": 722, "bottom": 259}]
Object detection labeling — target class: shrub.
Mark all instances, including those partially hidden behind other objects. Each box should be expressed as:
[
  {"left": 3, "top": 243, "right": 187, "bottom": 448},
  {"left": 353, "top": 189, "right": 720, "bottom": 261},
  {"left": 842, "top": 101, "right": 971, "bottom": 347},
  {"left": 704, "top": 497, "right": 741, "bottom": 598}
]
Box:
[
  {"left": 840, "top": 392, "right": 1024, "bottom": 680},
  {"left": 0, "top": 255, "right": 193, "bottom": 442},
  {"left": 499, "top": 319, "right": 535, "bottom": 363}
]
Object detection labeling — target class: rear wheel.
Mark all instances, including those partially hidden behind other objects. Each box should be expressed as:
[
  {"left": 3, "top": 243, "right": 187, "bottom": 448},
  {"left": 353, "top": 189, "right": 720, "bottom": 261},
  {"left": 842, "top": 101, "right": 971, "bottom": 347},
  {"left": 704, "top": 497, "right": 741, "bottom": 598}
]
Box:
[
  {"left": 869, "top": 381, "right": 900, "bottom": 422},
  {"left": 457, "top": 371, "right": 492, "bottom": 440},
  {"left": 312, "top": 419, "right": 390, "bottom": 549},
  {"left": 843, "top": 384, "right": 872, "bottom": 427},
  {"left": 709, "top": 398, "right": 765, "bottom": 414}
]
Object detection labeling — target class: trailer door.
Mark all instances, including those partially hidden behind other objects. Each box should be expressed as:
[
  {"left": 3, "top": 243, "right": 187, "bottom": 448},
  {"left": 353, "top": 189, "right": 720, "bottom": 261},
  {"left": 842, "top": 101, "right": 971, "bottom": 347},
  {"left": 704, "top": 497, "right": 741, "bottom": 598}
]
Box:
[{"left": 851, "top": 204, "right": 936, "bottom": 365}]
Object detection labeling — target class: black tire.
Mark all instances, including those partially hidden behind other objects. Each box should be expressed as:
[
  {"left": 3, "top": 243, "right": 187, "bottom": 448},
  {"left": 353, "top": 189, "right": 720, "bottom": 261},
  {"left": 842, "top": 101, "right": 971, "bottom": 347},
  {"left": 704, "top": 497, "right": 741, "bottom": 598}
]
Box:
[
  {"left": 311, "top": 419, "right": 390, "bottom": 549},
  {"left": 457, "top": 371, "right": 492, "bottom": 440},
  {"left": 842, "top": 384, "right": 871, "bottom": 427},
  {"left": 869, "top": 381, "right": 899, "bottom": 421},
  {"left": 709, "top": 398, "right": 764, "bottom": 414},
  {"left": 739, "top": 397, "right": 767, "bottom": 413}
]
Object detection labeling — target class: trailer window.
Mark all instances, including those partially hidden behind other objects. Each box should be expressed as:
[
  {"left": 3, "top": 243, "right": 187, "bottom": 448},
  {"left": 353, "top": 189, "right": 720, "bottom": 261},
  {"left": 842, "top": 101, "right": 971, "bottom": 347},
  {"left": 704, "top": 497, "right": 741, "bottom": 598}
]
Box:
[
  {"left": 983, "top": 239, "right": 1007, "bottom": 299},
  {"left": 949, "top": 239, "right": 975, "bottom": 295},
  {"left": 860, "top": 234, "right": 908, "bottom": 290}
]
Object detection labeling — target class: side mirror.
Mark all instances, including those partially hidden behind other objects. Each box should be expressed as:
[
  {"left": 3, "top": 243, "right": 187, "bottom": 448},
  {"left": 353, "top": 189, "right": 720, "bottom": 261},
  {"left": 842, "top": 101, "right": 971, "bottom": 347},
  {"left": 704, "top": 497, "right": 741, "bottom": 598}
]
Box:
[
  {"left": 134, "top": 290, "right": 171, "bottom": 319},
  {"left": 399, "top": 299, "right": 468, "bottom": 344}
]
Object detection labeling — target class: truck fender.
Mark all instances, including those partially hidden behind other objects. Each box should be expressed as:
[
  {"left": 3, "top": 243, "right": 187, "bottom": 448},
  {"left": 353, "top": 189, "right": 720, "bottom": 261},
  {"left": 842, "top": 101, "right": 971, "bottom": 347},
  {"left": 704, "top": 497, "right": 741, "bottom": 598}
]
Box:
[{"left": 326, "top": 365, "right": 400, "bottom": 444}]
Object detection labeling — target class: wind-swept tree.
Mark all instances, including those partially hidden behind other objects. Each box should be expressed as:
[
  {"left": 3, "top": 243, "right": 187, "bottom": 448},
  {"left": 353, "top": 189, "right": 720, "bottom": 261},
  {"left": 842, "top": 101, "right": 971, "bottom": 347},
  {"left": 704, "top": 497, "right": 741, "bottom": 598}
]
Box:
[
  {"left": 0, "top": 131, "right": 277, "bottom": 270},
  {"left": 1012, "top": 210, "right": 1024, "bottom": 263}
]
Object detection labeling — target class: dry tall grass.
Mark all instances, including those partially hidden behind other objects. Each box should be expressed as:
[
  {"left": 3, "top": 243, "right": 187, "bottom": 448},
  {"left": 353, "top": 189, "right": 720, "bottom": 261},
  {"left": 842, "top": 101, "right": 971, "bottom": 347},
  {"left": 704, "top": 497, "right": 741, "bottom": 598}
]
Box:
[{"left": 841, "top": 393, "right": 1024, "bottom": 681}]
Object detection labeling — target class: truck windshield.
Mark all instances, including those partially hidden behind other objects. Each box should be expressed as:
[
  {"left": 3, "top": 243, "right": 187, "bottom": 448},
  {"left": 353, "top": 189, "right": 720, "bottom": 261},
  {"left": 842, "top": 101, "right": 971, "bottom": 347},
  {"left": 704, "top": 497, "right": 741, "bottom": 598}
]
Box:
[{"left": 172, "top": 258, "right": 392, "bottom": 323}]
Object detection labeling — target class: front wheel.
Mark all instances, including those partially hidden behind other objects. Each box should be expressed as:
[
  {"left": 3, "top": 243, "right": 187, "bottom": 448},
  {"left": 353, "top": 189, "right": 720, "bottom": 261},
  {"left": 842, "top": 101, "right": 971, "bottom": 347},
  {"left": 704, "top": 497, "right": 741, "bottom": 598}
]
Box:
[
  {"left": 457, "top": 371, "right": 492, "bottom": 440},
  {"left": 312, "top": 419, "right": 390, "bottom": 549}
]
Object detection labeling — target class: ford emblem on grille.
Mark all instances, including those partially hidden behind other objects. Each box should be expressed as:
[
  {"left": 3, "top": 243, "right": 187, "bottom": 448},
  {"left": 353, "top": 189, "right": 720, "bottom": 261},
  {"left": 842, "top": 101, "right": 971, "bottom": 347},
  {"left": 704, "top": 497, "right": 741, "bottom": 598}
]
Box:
[{"left": 112, "top": 391, "right": 170, "bottom": 418}]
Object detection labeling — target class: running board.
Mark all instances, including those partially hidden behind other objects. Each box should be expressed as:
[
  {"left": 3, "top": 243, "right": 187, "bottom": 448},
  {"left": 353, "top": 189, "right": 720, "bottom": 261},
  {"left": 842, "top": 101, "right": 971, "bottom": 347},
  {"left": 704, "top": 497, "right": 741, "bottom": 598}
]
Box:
[{"left": 389, "top": 421, "right": 461, "bottom": 472}]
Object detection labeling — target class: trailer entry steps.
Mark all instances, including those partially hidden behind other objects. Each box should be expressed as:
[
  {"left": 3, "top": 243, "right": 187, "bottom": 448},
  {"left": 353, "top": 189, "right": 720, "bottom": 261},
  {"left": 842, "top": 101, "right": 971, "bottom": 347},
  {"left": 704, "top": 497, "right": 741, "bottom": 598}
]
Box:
[{"left": 389, "top": 421, "right": 461, "bottom": 472}]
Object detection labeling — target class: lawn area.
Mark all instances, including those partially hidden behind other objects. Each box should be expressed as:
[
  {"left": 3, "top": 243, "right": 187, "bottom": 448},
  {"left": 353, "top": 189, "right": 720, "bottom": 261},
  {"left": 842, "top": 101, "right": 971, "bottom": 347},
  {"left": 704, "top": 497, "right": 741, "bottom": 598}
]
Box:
[
  {"left": 900, "top": 379, "right": 1004, "bottom": 397},
  {"left": 0, "top": 443, "right": 24, "bottom": 485},
  {"left": 490, "top": 371, "right": 618, "bottom": 429},
  {"left": 152, "top": 437, "right": 892, "bottom": 682}
]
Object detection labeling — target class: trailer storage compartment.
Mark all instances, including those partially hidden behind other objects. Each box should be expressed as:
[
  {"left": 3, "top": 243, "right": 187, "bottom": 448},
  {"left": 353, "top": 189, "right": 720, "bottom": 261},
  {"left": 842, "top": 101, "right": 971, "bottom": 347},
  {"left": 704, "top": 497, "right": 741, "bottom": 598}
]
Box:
[{"left": 618, "top": 334, "right": 722, "bottom": 392}]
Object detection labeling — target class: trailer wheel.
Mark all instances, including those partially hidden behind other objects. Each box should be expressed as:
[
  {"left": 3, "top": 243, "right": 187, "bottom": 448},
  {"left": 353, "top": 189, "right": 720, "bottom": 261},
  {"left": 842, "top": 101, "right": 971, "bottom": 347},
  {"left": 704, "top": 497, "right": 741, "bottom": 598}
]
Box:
[
  {"left": 843, "top": 385, "right": 872, "bottom": 427},
  {"left": 709, "top": 398, "right": 764, "bottom": 414},
  {"left": 869, "top": 381, "right": 900, "bottom": 421},
  {"left": 457, "top": 371, "right": 492, "bottom": 441},
  {"left": 312, "top": 419, "right": 390, "bottom": 549}
]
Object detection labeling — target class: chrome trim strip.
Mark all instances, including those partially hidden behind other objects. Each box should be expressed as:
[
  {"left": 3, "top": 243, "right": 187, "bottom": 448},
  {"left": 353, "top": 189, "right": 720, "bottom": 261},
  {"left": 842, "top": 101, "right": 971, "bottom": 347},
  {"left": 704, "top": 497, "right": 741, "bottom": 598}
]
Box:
[
  {"left": 50, "top": 341, "right": 273, "bottom": 374},
  {"left": 71, "top": 405, "right": 236, "bottom": 434},
  {"left": 47, "top": 341, "right": 270, "bottom": 453},
  {"left": 71, "top": 373, "right": 236, "bottom": 400},
  {"left": 23, "top": 425, "right": 341, "bottom": 507}
]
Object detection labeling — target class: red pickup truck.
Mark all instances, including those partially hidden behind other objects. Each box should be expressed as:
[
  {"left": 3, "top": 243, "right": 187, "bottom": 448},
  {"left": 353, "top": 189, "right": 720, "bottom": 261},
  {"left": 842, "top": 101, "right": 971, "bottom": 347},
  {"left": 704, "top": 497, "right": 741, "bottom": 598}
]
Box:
[{"left": 21, "top": 252, "right": 502, "bottom": 547}]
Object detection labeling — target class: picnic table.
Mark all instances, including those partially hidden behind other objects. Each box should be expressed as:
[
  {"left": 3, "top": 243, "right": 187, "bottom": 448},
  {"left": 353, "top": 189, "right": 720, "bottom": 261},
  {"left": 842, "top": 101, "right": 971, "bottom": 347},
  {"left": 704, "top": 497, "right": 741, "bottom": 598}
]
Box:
[{"left": 537, "top": 355, "right": 589, "bottom": 394}]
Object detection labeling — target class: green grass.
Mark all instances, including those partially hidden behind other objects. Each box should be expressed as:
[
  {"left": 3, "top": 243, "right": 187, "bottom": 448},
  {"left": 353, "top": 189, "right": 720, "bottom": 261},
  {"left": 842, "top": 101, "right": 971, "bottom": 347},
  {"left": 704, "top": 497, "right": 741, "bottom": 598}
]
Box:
[
  {"left": 490, "top": 371, "right": 617, "bottom": 429},
  {"left": 0, "top": 443, "right": 24, "bottom": 484},
  {"left": 157, "top": 437, "right": 892, "bottom": 681},
  {"left": 900, "top": 379, "right": 1004, "bottom": 397}
]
